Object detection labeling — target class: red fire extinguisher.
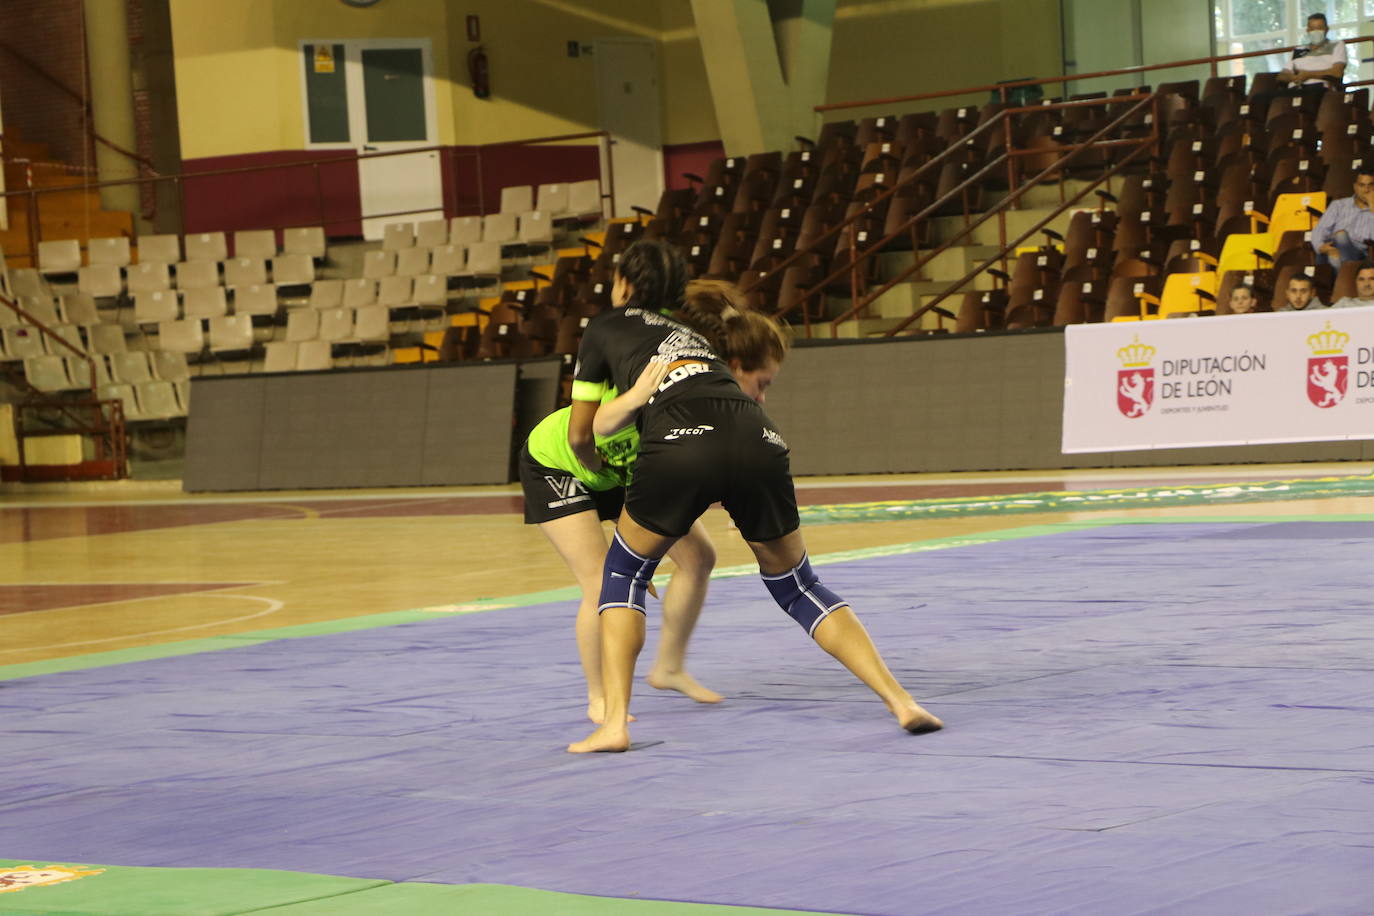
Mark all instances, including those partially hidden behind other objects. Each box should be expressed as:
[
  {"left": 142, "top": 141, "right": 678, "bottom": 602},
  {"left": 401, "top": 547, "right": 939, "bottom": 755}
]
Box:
[{"left": 469, "top": 45, "right": 491, "bottom": 99}]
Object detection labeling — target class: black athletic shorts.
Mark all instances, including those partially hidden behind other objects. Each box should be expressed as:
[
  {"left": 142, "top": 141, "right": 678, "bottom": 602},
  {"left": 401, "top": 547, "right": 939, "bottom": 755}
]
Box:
[
  {"left": 518, "top": 443, "right": 624, "bottom": 525},
  {"left": 626, "top": 397, "right": 800, "bottom": 542}
]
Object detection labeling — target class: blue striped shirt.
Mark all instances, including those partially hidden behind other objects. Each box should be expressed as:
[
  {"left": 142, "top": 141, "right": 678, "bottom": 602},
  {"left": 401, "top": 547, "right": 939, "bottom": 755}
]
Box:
[{"left": 1311, "top": 196, "right": 1374, "bottom": 255}]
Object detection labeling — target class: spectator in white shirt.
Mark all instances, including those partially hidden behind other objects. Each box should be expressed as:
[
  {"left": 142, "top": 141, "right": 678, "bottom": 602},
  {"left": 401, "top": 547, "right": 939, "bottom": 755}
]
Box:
[
  {"left": 1255, "top": 14, "right": 1348, "bottom": 116},
  {"left": 1331, "top": 262, "right": 1374, "bottom": 309},
  {"left": 1281, "top": 14, "right": 1347, "bottom": 90}
]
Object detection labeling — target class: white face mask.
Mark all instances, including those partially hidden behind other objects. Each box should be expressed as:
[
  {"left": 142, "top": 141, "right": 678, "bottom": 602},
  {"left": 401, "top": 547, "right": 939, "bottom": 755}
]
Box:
[{"left": 1307, "top": 29, "right": 1326, "bottom": 45}]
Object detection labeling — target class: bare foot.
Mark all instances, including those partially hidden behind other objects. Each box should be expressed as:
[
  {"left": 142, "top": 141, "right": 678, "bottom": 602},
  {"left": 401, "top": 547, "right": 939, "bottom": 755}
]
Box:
[
  {"left": 891, "top": 699, "right": 943, "bottom": 735},
  {"left": 586, "top": 698, "right": 636, "bottom": 725},
  {"left": 646, "top": 668, "right": 724, "bottom": 704},
  {"left": 568, "top": 722, "right": 631, "bottom": 753}
]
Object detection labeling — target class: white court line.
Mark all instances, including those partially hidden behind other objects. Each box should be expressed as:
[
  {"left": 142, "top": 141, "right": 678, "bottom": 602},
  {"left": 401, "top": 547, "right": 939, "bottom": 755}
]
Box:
[
  {"left": 0, "top": 583, "right": 284, "bottom": 619},
  {"left": 0, "top": 594, "right": 285, "bottom": 654},
  {"left": 0, "top": 489, "right": 520, "bottom": 511},
  {"left": 4, "top": 465, "right": 1370, "bottom": 509}
]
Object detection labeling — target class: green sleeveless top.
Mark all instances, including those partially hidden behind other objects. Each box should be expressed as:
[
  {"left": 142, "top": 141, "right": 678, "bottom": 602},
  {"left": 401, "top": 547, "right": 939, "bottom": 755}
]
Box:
[{"left": 526, "top": 387, "right": 639, "bottom": 491}]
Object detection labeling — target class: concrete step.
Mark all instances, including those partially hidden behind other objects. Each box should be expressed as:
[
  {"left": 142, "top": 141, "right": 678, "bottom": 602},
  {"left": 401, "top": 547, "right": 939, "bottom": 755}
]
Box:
[
  {"left": 807, "top": 315, "right": 905, "bottom": 339},
  {"left": 930, "top": 205, "right": 1081, "bottom": 248}
]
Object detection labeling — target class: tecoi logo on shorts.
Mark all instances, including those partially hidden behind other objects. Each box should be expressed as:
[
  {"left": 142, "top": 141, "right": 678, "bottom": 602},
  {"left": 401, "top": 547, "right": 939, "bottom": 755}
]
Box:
[{"left": 663, "top": 425, "right": 715, "bottom": 440}]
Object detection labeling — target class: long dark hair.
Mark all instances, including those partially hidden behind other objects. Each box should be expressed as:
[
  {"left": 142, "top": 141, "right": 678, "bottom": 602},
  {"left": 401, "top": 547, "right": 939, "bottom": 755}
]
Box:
[{"left": 617, "top": 239, "right": 688, "bottom": 312}]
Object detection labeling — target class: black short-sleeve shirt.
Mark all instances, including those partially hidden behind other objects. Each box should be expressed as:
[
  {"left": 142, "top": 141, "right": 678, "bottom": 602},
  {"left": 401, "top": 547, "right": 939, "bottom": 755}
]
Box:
[{"left": 572, "top": 307, "right": 749, "bottom": 410}]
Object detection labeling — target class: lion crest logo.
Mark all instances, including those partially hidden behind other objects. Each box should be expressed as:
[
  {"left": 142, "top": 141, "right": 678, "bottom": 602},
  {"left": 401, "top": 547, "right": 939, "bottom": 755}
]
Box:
[{"left": 0, "top": 864, "right": 105, "bottom": 894}]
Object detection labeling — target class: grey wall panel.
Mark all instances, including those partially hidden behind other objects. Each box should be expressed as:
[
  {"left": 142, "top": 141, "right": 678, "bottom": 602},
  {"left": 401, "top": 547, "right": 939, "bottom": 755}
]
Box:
[
  {"left": 420, "top": 363, "right": 518, "bottom": 485},
  {"left": 183, "top": 377, "right": 266, "bottom": 491},
  {"left": 185, "top": 363, "right": 523, "bottom": 492},
  {"left": 767, "top": 332, "right": 1372, "bottom": 475},
  {"left": 513, "top": 358, "right": 564, "bottom": 452}
]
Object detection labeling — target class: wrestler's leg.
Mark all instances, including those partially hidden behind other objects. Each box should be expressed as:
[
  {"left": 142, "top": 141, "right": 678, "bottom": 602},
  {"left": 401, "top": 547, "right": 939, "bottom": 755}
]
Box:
[
  {"left": 749, "top": 528, "right": 943, "bottom": 735},
  {"left": 537, "top": 510, "right": 633, "bottom": 725},
  {"left": 568, "top": 512, "right": 678, "bottom": 753},
  {"left": 649, "top": 520, "right": 723, "bottom": 703}
]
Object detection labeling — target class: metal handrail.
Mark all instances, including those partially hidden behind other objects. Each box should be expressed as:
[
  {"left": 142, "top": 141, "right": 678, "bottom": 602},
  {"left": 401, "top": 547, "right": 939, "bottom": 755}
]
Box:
[
  {"left": 751, "top": 93, "right": 1155, "bottom": 334},
  {"left": 834, "top": 92, "right": 1158, "bottom": 336},
  {"left": 817, "top": 35, "right": 1374, "bottom": 114},
  {"left": 0, "top": 42, "right": 157, "bottom": 171},
  {"left": 0, "top": 130, "right": 614, "bottom": 261},
  {"left": 736, "top": 103, "right": 1019, "bottom": 309},
  {"left": 885, "top": 140, "right": 1154, "bottom": 337}
]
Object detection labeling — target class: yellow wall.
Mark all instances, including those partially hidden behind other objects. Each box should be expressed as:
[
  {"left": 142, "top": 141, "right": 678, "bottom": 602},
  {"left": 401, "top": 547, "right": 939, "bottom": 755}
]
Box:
[
  {"left": 171, "top": 0, "right": 284, "bottom": 158},
  {"left": 826, "top": 0, "right": 1064, "bottom": 117},
  {"left": 170, "top": 0, "right": 1064, "bottom": 160},
  {"left": 171, "top": 0, "right": 715, "bottom": 159}
]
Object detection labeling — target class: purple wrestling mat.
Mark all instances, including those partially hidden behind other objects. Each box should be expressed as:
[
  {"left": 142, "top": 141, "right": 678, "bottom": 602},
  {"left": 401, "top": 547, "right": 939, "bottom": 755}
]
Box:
[{"left": 2, "top": 521, "right": 1372, "bottom": 915}]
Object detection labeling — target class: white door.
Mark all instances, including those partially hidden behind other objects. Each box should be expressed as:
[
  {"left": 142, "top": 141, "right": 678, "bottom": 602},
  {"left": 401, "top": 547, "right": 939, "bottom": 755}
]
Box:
[
  {"left": 594, "top": 38, "right": 663, "bottom": 219},
  {"left": 302, "top": 39, "right": 443, "bottom": 239}
]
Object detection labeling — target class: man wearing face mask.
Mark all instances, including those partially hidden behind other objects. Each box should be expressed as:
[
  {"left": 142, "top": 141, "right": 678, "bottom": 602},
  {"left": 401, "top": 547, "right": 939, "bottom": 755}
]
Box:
[{"left": 1278, "top": 13, "right": 1347, "bottom": 100}]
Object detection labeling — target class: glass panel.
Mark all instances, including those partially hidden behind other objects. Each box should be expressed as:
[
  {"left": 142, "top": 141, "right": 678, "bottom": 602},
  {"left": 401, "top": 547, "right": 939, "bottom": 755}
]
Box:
[
  {"left": 303, "top": 44, "right": 350, "bottom": 144},
  {"left": 1230, "top": 0, "right": 1286, "bottom": 36}
]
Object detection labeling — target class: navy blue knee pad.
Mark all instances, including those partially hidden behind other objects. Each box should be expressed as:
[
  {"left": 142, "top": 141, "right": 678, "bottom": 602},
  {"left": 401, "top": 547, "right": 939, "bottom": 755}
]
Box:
[
  {"left": 598, "top": 531, "right": 661, "bottom": 615},
  {"left": 762, "top": 553, "right": 846, "bottom": 637}
]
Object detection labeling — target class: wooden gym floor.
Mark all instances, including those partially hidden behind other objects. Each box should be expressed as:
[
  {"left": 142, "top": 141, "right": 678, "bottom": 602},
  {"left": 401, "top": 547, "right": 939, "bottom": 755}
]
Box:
[{"left": 4, "top": 461, "right": 1373, "bottom": 672}]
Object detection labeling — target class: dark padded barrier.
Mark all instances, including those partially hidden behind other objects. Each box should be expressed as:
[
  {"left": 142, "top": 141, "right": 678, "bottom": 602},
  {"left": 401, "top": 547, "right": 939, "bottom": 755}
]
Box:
[
  {"left": 184, "top": 361, "right": 523, "bottom": 491},
  {"left": 763, "top": 330, "right": 1374, "bottom": 476}
]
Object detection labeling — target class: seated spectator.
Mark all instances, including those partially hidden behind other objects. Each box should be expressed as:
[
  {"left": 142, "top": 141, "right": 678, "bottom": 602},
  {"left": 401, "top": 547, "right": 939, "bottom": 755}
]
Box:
[
  {"left": 1278, "top": 274, "right": 1324, "bottom": 311},
  {"left": 1332, "top": 261, "right": 1374, "bottom": 309},
  {"left": 1312, "top": 166, "right": 1374, "bottom": 269},
  {"left": 1228, "top": 285, "right": 1258, "bottom": 314},
  {"left": 1279, "top": 13, "right": 1346, "bottom": 97}
]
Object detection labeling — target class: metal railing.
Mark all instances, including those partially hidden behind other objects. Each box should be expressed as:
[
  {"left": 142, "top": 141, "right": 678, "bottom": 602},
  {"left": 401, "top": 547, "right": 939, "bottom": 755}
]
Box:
[
  {"left": 1, "top": 288, "right": 127, "bottom": 480},
  {"left": 740, "top": 92, "right": 1160, "bottom": 337},
  {"left": 817, "top": 36, "right": 1374, "bottom": 114},
  {"left": 1, "top": 130, "right": 614, "bottom": 263}
]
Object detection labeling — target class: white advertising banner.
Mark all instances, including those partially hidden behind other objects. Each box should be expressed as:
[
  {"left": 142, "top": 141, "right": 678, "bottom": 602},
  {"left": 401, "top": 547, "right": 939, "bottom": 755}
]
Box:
[{"left": 1062, "top": 309, "right": 1374, "bottom": 453}]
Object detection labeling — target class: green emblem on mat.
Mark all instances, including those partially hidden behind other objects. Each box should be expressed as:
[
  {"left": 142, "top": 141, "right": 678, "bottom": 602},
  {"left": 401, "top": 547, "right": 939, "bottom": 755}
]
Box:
[{"left": 0, "top": 864, "right": 105, "bottom": 894}]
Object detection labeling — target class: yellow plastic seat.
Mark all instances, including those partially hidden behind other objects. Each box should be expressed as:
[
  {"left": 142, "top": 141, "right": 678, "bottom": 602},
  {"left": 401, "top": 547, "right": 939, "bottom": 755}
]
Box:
[
  {"left": 1157, "top": 271, "right": 1219, "bottom": 317},
  {"left": 1267, "top": 192, "right": 1326, "bottom": 240},
  {"left": 1217, "top": 232, "right": 1274, "bottom": 274}
]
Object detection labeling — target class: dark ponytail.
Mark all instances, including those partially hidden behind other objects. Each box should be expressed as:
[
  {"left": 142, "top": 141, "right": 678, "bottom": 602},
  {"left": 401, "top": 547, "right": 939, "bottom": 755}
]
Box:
[
  {"left": 617, "top": 239, "right": 688, "bottom": 312},
  {"left": 675, "top": 278, "right": 741, "bottom": 353}
]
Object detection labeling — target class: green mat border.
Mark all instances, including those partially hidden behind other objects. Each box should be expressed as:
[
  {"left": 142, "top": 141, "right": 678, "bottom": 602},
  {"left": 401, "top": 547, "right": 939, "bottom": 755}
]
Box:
[
  {"left": 5, "top": 511, "right": 1372, "bottom": 683},
  {"left": 0, "top": 860, "right": 852, "bottom": 915},
  {"left": 797, "top": 472, "right": 1374, "bottom": 524}
]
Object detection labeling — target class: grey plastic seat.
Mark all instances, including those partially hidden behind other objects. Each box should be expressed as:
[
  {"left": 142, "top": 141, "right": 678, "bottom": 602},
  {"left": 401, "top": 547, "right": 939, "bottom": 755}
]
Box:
[
  {"left": 88, "top": 236, "right": 132, "bottom": 267},
  {"left": 233, "top": 229, "right": 277, "bottom": 260},
  {"left": 232, "top": 283, "right": 279, "bottom": 316},
  {"left": 110, "top": 351, "right": 155, "bottom": 384},
  {"left": 223, "top": 257, "right": 267, "bottom": 288},
  {"left": 184, "top": 232, "right": 227, "bottom": 263},
  {"left": 449, "top": 216, "right": 483, "bottom": 246},
  {"left": 283, "top": 226, "right": 326, "bottom": 259},
  {"left": 126, "top": 262, "right": 172, "bottom": 294},
  {"left": 182, "top": 287, "right": 228, "bottom": 320},
  {"left": 37, "top": 239, "right": 82, "bottom": 275},
  {"left": 395, "top": 247, "right": 431, "bottom": 277},
  {"left": 175, "top": 260, "right": 220, "bottom": 291},
  {"left": 136, "top": 234, "right": 181, "bottom": 265},
  {"left": 134, "top": 289, "right": 179, "bottom": 324},
  {"left": 86, "top": 323, "right": 128, "bottom": 354},
  {"left": 383, "top": 222, "right": 416, "bottom": 251},
  {"left": 209, "top": 314, "right": 253, "bottom": 351},
  {"left": 157, "top": 318, "right": 205, "bottom": 353}
]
